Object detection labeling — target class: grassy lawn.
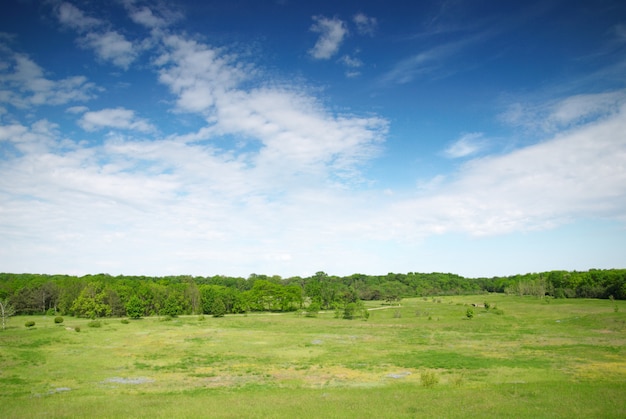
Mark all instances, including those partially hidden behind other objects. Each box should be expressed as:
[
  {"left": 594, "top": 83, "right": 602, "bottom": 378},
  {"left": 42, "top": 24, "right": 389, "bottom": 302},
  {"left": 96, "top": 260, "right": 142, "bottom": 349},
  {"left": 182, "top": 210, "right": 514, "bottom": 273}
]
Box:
[{"left": 1, "top": 295, "right": 625, "bottom": 418}]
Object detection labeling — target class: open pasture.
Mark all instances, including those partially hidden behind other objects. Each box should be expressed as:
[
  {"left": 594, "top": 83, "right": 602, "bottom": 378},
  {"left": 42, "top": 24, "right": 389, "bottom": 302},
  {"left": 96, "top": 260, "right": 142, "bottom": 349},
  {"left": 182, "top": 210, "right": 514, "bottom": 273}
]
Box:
[{"left": 1, "top": 295, "right": 625, "bottom": 418}]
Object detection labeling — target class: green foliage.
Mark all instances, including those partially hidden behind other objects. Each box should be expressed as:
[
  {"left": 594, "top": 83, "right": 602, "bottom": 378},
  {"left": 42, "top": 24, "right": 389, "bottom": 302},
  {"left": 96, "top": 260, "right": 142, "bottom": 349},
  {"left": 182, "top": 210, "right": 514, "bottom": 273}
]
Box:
[
  {"left": 121, "top": 319, "right": 130, "bottom": 324},
  {"left": 420, "top": 370, "right": 439, "bottom": 388},
  {"left": 54, "top": 316, "right": 64, "bottom": 324},
  {"left": 305, "top": 301, "right": 321, "bottom": 317},
  {"left": 0, "top": 298, "right": 16, "bottom": 330},
  {"left": 211, "top": 298, "right": 226, "bottom": 317},
  {"left": 71, "top": 283, "right": 111, "bottom": 318},
  {"left": 161, "top": 294, "right": 183, "bottom": 317},
  {"left": 484, "top": 301, "right": 491, "bottom": 310},
  {"left": 0, "top": 268, "right": 624, "bottom": 329},
  {"left": 466, "top": 308, "right": 474, "bottom": 319},
  {"left": 87, "top": 320, "right": 102, "bottom": 328},
  {"left": 125, "top": 295, "right": 145, "bottom": 319},
  {"left": 25, "top": 320, "right": 35, "bottom": 327},
  {"left": 74, "top": 326, "right": 80, "bottom": 332}
]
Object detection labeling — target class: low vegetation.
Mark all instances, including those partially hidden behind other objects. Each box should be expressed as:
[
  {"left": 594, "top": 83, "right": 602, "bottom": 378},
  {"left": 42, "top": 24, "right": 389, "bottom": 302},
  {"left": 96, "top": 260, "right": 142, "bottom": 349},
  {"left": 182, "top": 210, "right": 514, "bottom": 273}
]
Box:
[{"left": 0, "top": 295, "right": 624, "bottom": 418}]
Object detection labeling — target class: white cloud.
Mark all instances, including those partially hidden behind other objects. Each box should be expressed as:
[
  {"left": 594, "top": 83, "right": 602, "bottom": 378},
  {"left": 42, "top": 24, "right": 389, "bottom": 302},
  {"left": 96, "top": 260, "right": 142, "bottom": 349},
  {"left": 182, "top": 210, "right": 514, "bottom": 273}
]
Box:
[
  {"left": 308, "top": 16, "right": 348, "bottom": 60},
  {"left": 55, "top": 2, "right": 102, "bottom": 32},
  {"left": 78, "top": 108, "right": 155, "bottom": 132},
  {"left": 54, "top": 3, "right": 140, "bottom": 69},
  {"left": 340, "top": 55, "right": 363, "bottom": 68},
  {"left": 156, "top": 33, "right": 387, "bottom": 181},
  {"left": 444, "top": 132, "right": 486, "bottom": 158},
  {"left": 501, "top": 90, "right": 626, "bottom": 133},
  {"left": 0, "top": 50, "right": 98, "bottom": 108},
  {"left": 66, "top": 105, "right": 89, "bottom": 114},
  {"left": 123, "top": 2, "right": 183, "bottom": 29},
  {"left": 385, "top": 102, "right": 626, "bottom": 239},
  {"left": 81, "top": 31, "right": 138, "bottom": 69},
  {"left": 353, "top": 13, "right": 377, "bottom": 36}
]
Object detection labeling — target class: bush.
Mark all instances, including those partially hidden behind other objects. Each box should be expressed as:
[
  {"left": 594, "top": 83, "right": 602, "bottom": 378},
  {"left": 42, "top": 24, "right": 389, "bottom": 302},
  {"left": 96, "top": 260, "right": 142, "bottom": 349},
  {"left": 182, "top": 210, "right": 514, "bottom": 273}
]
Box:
[
  {"left": 54, "top": 316, "right": 64, "bottom": 324},
  {"left": 25, "top": 320, "right": 35, "bottom": 328},
  {"left": 74, "top": 326, "right": 81, "bottom": 332},
  {"left": 420, "top": 370, "right": 439, "bottom": 388},
  {"left": 87, "top": 320, "right": 101, "bottom": 328},
  {"left": 120, "top": 319, "right": 130, "bottom": 324},
  {"left": 466, "top": 308, "right": 474, "bottom": 319},
  {"left": 305, "top": 301, "right": 321, "bottom": 318}
]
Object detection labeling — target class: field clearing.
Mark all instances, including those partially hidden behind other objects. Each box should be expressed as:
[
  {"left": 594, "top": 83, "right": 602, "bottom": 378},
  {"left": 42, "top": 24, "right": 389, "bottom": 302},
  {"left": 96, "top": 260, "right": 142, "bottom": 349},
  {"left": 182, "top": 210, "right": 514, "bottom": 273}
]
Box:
[{"left": 1, "top": 295, "right": 625, "bottom": 418}]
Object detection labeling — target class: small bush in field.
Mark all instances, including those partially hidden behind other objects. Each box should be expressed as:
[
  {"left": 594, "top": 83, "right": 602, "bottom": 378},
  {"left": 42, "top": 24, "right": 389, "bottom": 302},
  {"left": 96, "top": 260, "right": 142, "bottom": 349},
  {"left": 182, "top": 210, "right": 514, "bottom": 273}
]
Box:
[
  {"left": 420, "top": 370, "right": 439, "bottom": 388},
  {"left": 54, "top": 316, "right": 64, "bottom": 324},
  {"left": 87, "top": 320, "right": 101, "bottom": 328},
  {"left": 25, "top": 320, "right": 35, "bottom": 328},
  {"left": 121, "top": 319, "right": 130, "bottom": 324},
  {"left": 466, "top": 308, "right": 474, "bottom": 319},
  {"left": 74, "top": 326, "right": 81, "bottom": 332}
]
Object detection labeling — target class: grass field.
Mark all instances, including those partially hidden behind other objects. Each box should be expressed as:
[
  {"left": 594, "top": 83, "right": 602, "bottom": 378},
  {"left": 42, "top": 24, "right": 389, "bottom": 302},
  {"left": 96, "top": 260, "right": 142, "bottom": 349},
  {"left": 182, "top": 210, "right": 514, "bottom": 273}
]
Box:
[{"left": 1, "top": 295, "right": 625, "bottom": 418}]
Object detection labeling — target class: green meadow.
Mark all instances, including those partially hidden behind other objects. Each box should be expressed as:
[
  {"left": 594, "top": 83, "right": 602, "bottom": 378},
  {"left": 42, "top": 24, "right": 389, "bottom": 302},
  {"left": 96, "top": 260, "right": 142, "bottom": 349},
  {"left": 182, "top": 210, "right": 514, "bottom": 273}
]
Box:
[{"left": 1, "top": 295, "right": 625, "bottom": 418}]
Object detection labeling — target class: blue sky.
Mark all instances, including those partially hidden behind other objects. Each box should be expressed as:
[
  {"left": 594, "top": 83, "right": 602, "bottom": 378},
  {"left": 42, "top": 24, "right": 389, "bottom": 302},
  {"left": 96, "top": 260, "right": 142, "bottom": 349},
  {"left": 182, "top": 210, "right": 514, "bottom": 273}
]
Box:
[{"left": 1, "top": 0, "right": 625, "bottom": 278}]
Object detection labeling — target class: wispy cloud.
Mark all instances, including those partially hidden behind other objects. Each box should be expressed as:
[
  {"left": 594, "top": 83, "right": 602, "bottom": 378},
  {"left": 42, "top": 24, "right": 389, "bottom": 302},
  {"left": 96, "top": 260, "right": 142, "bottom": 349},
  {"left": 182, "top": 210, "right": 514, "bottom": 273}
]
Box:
[
  {"left": 78, "top": 108, "right": 156, "bottom": 132},
  {"left": 353, "top": 13, "right": 377, "bottom": 36},
  {"left": 122, "top": 0, "right": 183, "bottom": 29},
  {"left": 54, "top": 2, "right": 140, "bottom": 69},
  {"left": 444, "top": 132, "right": 486, "bottom": 158},
  {"left": 0, "top": 48, "right": 98, "bottom": 108},
  {"left": 501, "top": 90, "right": 626, "bottom": 133},
  {"left": 380, "top": 35, "right": 485, "bottom": 85},
  {"left": 308, "top": 16, "right": 348, "bottom": 60},
  {"left": 55, "top": 2, "right": 102, "bottom": 31},
  {"left": 156, "top": 33, "right": 387, "bottom": 181},
  {"left": 386, "top": 99, "right": 626, "bottom": 239}
]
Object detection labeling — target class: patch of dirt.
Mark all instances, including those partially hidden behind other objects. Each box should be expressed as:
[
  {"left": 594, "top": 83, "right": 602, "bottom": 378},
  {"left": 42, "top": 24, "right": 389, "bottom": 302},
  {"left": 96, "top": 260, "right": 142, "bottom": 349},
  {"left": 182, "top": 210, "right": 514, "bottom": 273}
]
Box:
[{"left": 103, "top": 377, "right": 155, "bottom": 385}]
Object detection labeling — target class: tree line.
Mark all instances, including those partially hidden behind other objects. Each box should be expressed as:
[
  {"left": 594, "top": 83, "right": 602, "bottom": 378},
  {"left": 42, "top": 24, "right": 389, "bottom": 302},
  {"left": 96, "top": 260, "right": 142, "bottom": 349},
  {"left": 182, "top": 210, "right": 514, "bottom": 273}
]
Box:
[{"left": 0, "top": 269, "right": 624, "bottom": 318}]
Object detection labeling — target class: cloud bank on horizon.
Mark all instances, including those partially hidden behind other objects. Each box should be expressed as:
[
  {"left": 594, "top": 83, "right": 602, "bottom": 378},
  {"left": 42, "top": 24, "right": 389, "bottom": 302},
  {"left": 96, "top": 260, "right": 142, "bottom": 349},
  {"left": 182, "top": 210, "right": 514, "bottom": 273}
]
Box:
[{"left": 0, "top": 0, "right": 625, "bottom": 278}]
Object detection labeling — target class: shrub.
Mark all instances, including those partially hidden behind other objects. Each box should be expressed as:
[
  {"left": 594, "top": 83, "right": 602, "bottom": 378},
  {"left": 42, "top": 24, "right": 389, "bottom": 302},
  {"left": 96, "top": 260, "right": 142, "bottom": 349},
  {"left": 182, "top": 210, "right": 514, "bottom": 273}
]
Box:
[
  {"left": 54, "top": 316, "right": 64, "bottom": 324},
  {"left": 466, "top": 308, "right": 474, "bottom": 319},
  {"left": 87, "top": 320, "right": 101, "bottom": 328},
  {"left": 420, "top": 370, "right": 439, "bottom": 388},
  {"left": 484, "top": 302, "right": 491, "bottom": 310},
  {"left": 25, "top": 320, "right": 35, "bottom": 328},
  {"left": 305, "top": 301, "right": 321, "bottom": 318},
  {"left": 197, "top": 315, "right": 206, "bottom": 321},
  {"left": 74, "top": 326, "right": 81, "bottom": 332},
  {"left": 211, "top": 298, "right": 226, "bottom": 318},
  {"left": 121, "top": 319, "right": 130, "bottom": 324}
]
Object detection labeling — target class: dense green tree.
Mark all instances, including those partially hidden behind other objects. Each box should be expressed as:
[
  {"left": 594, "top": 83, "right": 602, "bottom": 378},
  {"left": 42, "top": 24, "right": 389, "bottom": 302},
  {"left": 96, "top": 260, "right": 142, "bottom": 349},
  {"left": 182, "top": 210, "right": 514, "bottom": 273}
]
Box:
[
  {"left": 71, "top": 284, "right": 111, "bottom": 318},
  {"left": 126, "top": 295, "right": 145, "bottom": 319},
  {"left": 211, "top": 297, "right": 226, "bottom": 317}
]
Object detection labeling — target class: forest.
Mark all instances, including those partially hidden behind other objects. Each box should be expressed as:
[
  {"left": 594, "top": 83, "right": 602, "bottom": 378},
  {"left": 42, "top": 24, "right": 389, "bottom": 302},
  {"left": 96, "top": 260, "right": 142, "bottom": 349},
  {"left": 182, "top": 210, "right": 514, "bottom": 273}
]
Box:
[{"left": 1, "top": 269, "right": 625, "bottom": 318}]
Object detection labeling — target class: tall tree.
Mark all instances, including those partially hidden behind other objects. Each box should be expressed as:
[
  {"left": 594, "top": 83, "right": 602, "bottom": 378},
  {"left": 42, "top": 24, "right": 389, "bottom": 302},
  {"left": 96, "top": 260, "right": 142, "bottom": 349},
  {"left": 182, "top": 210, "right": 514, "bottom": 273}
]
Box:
[{"left": 0, "top": 298, "right": 16, "bottom": 330}]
